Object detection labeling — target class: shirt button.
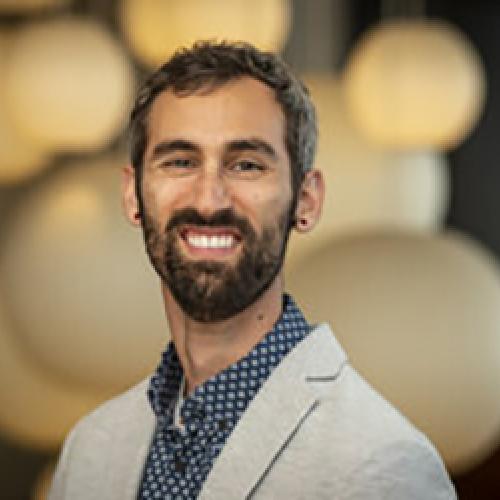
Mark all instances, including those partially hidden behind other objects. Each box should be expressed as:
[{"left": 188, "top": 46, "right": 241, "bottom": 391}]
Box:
[
  {"left": 174, "top": 458, "right": 186, "bottom": 474},
  {"left": 218, "top": 419, "right": 228, "bottom": 431}
]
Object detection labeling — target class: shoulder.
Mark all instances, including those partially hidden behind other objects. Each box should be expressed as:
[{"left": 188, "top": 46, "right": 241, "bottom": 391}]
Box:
[
  {"left": 325, "top": 370, "right": 457, "bottom": 499},
  {"left": 292, "top": 325, "right": 457, "bottom": 498},
  {"left": 304, "top": 324, "right": 434, "bottom": 449},
  {"left": 304, "top": 360, "right": 443, "bottom": 456},
  {"left": 48, "top": 379, "right": 154, "bottom": 500},
  {"left": 71, "top": 378, "right": 152, "bottom": 434},
  {"left": 60, "top": 377, "right": 154, "bottom": 460},
  {"left": 320, "top": 363, "right": 424, "bottom": 442}
]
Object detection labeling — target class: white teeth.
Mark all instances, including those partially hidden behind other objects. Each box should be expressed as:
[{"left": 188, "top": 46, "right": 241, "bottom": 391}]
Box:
[{"left": 186, "top": 233, "right": 234, "bottom": 249}]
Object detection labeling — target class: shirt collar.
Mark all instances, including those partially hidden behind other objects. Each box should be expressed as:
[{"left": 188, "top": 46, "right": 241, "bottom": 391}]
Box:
[{"left": 148, "top": 294, "right": 310, "bottom": 428}]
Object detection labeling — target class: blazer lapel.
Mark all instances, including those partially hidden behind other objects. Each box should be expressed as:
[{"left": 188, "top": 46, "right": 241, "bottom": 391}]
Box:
[
  {"left": 100, "top": 379, "right": 156, "bottom": 500},
  {"left": 199, "top": 324, "right": 347, "bottom": 500}
]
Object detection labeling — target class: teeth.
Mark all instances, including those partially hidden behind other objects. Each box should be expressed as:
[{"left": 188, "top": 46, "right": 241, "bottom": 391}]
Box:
[{"left": 187, "top": 233, "right": 234, "bottom": 249}]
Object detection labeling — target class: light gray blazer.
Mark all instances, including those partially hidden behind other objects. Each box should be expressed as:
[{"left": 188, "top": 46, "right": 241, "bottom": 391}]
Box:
[{"left": 48, "top": 324, "right": 457, "bottom": 499}]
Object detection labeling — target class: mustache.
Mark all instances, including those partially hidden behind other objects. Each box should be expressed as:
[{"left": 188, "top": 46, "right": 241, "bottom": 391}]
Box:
[{"left": 166, "top": 207, "right": 254, "bottom": 236}]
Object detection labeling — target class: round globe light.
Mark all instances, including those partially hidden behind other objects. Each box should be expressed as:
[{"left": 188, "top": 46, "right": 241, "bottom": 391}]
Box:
[
  {"left": 287, "top": 231, "right": 500, "bottom": 474},
  {"left": 119, "top": 0, "right": 291, "bottom": 67},
  {"left": 4, "top": 18, "right": 135, "bottom": 152},
  {"left": 0, "top": 156, "right": 169, "bottom": 394},
  {"left": 0, "top": 110, "right": 50, "bottom": 184},
  {"left": 0, "top": 32, "right": 49, "bottom": 184},
  {"left": 0, "top": 302, "right": 101, "bottom": 449},
  {"left": 343, "top": 20, "right": 486, "bottom": 150},
  {"left": 286, "top": 75, "right": 449, "bottom": 268}
]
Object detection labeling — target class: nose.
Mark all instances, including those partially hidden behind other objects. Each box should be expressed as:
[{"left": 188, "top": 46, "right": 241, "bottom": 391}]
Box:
[{"left": 191, "top": 167, "right": 231, "bottom": 217}]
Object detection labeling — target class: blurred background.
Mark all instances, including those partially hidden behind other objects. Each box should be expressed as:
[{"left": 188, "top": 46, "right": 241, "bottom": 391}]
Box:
[{"left": 0, "top": 0, "right": 498, "bottom": 498}]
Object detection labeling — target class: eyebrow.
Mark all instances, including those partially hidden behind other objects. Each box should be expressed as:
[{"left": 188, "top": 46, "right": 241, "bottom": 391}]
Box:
[
  {"left": 225, "top": 138, "right": 278, "bottom": 160},
  {"left": 150, "top": 139, "right": 201, "bottom": 162},
  {"left": 149, "top": 137, "right": 279, "bottom": 163}
]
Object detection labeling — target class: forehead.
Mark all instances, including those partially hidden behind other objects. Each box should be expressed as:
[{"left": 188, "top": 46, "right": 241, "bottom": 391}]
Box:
[{"left": 146, "top": 77, "right": 287, "bottom": 156}]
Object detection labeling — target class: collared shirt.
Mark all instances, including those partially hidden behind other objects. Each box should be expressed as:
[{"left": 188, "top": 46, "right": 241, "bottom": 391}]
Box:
[{"left": 137, "top": 294, "right": 311, "bottom": 499}]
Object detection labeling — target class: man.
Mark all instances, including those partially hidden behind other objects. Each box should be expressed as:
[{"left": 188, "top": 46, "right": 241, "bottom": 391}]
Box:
[{"left": 49, "top": 41, "right": 456, "bottom": 499}]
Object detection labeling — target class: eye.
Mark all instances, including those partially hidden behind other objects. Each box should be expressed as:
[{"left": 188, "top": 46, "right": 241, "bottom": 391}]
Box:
[
  {"left": 231, "top": 160, "right": 265, "bottom": 172},
  {"left": 162, "top": 158, "right": 195, "bottom": 168}
]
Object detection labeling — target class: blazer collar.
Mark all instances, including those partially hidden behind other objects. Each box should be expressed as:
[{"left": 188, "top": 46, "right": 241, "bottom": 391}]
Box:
[
  {"left": 100, "top": 379, "right": 156, "bottom": 500},
  {"left": 107, "top": 324, "right": 347, "bottom": 499},
  {"left": 199, "top": 323, "right": 347, "bottom": 500}
]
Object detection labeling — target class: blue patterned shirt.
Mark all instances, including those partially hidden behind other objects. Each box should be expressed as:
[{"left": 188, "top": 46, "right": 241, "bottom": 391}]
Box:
[{"left": 137, "top": 294, "right": 311, "bottom": 499}]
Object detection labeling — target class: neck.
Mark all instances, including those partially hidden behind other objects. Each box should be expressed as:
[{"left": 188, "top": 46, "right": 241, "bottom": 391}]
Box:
[{"left": 161, "top": 276, "right": 284, "bottom": 395}]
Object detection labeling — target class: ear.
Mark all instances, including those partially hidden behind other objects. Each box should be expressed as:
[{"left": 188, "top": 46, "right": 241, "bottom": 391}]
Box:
[
  {"left": 121, "top": 165, "right": 141, "bottom": 227},
  {"left": 293, "top": 169, "right": 325, "bottom": 233}
]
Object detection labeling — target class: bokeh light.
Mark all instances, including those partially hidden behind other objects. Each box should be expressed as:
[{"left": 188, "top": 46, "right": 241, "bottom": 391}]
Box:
[
  {"left": 119, "top": 0, "right": 292, "bottom": 66},
  {"left": 0, "top": 0, "right": 68, "bottom": 13},
  {"left": 0, "top": 301, "right": 101, "bottom": 449},
  {"left": 0, "top": 31, "right": 49, "bottom": 184},
  {"left": 287, "top": 231, "right": 500, "bottom": 474},
  {"left": 287, "top": 75, "right": 449, "bottom": 268},
  {"left": 4, "top": 18, "right": 135, "bottom": 153},
  {"left": 0, "top": 156, "right": 168, "bottom": 394},
  {"left": 343, "top": 20, "right": 486, "bottom": 150}
]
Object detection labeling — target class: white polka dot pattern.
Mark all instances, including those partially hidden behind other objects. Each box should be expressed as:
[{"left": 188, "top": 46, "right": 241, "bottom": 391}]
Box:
[{"left": 138, "top": 294, "right": 310, "bottom": 499}]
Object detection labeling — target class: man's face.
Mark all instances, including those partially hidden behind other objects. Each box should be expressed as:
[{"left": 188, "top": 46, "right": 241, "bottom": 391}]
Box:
[{"left": 139, "top": 77, "right": 294, "bottom": 322}]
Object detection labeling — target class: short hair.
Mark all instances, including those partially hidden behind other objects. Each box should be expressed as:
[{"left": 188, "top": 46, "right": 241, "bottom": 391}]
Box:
[{"left": 129, "top": 40, "right": 317, "bottom": 214}]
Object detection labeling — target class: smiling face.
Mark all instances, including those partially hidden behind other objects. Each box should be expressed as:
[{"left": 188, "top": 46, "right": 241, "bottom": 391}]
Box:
[{"left": 132, "top": 77, "right": 295, "bottom": 322}]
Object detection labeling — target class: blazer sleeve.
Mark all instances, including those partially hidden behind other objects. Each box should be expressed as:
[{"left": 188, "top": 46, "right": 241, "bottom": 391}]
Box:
[{"left": 339, "top": 438, "right": 457, "bottom": 500}]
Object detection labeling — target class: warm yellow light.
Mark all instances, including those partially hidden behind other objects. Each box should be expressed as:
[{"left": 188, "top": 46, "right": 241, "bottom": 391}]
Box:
[
  {"left": 0, "top": 32, "right": 49, "bottom": 184},
  {"left": 0, "top": 0, "right": 68, "bottom": 12},
  {"left": 119, "top": 0, "right": 292, "bottom": 67},
  {"left": 0, "top": 156, "right": 168, "bottom": 394},
  {"left": 287, "top": 231, "right": 500, "bottom": 474},
  {"left": 0, "top": 303, "right": 101, "bottom": 449},
  {"left": 286, "top": 75, "right": 448, "bottom": 268},
  {"left": 4, "top": 18, "right": 135, "bottom": 153},
  {"left": 0, "top": 102, "right": 50, "bottom": 184},
  {"left": 343, "top": 20, "right": 486, "bottom": 150}
]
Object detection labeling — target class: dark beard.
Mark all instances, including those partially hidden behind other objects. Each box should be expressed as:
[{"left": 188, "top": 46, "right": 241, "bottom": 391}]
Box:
[{"left": 142, "top": 207, "right": 292, "bottom": 322}]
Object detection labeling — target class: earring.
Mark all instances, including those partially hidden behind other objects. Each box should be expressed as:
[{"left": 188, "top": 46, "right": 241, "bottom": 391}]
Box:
[
  {"left": 134, "top": 211, "right": 141, "bottom": 220},
  {"left": 297, "top": 217, "right": 308, "bottom": 228}
]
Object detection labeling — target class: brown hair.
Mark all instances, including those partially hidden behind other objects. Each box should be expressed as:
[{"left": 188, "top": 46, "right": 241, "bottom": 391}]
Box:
[{"left": 129, "top": 40, "right": 317, "bottom": 214}]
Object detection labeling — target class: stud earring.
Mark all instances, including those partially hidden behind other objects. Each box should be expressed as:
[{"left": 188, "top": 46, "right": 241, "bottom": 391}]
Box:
[{"left": 297, "top": 217, "right": 308, "bottom": 228}]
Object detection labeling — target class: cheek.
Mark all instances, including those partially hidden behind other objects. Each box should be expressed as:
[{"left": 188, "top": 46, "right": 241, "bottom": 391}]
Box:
[
  {"left": 248, "top": 191, "right": 292, "bottom": 230},
  {"left": 141, "top": 177, "right": 180, "bottom": 220}
]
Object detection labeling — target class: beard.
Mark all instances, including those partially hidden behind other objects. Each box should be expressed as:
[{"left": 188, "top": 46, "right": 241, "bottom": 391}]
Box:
[{"left": 141, "top": 206, "right": 293, "bottom": 323}]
